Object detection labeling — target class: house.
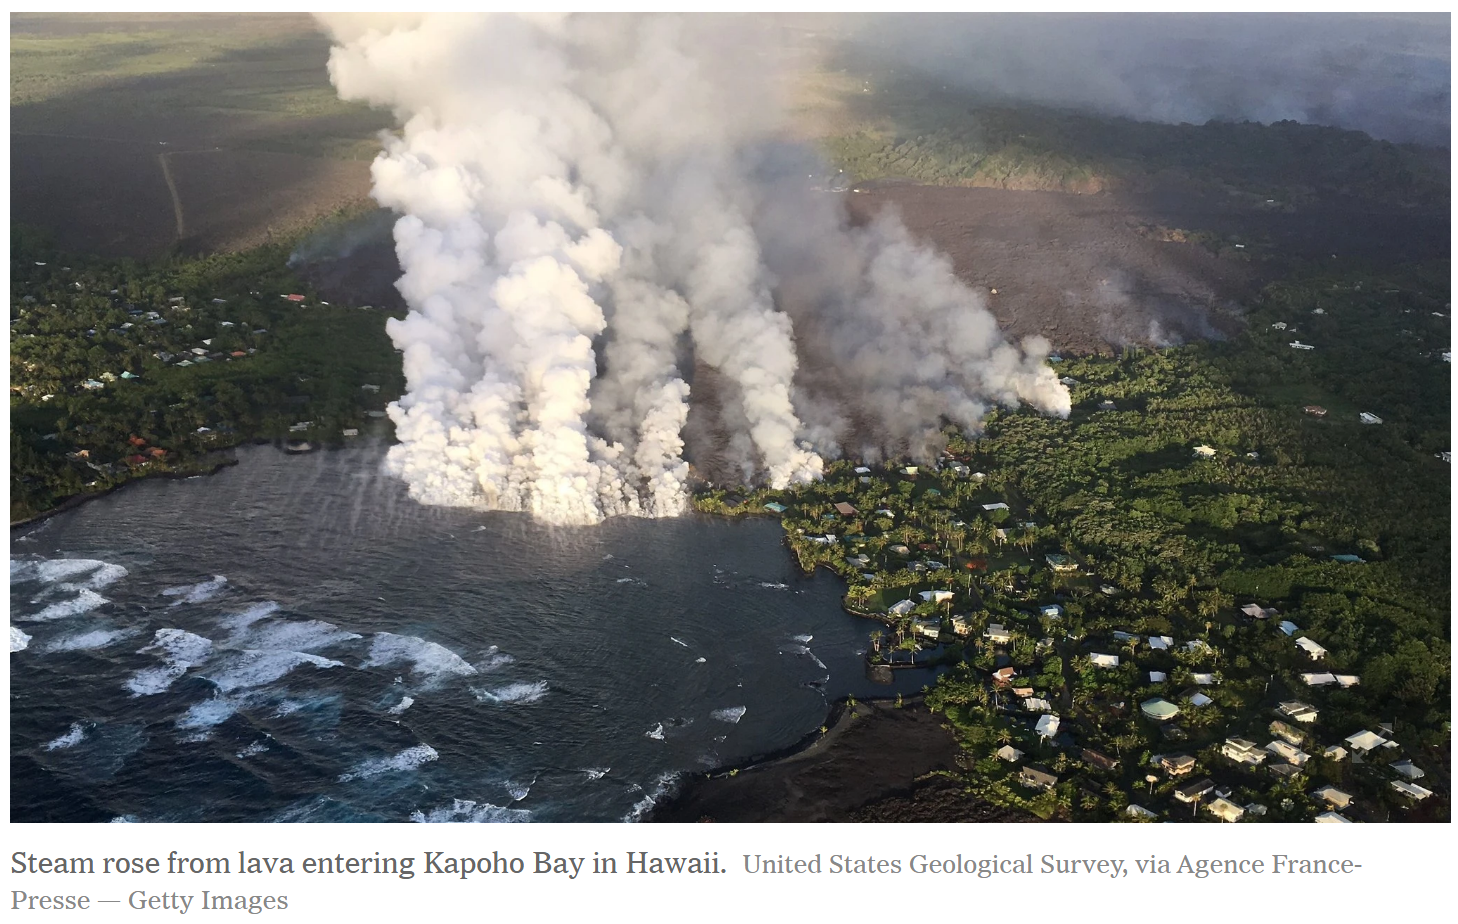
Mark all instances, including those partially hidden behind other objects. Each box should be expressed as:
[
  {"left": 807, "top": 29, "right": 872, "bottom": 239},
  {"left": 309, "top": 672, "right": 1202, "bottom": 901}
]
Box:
[
  {"left": 1271, "top": 322, "right": 1288, "bottom": 330},
  {"left": 80, "top": 379, "right": 105, "bottom": 390},
  {"left": 1278, "top": 701, "right": 1318, "bottom": 723},
  {"left": 763, "top": 502, "right": 787, "bottom": 513},
  {"left": 1241, "top": 603, "right": 1275, "bottom": 619},
  {"left": 1148, "top": 636, "right": 1173, "bottom": 650},
  {"left": 984, "top": 624, "right": 1013, "bottom": 644},
  {"left": 1039, "top": 604, "right": 1064, "bottom": 619},
  {"left": 1301, "top": 672, "right": 1338, "bottom": 687},
  {"left": 1390, "top": 781, "right": 1433, "bottom": 801},
  {"left": 1294, "top": 637, "right": 1327, "bottom": 660},
  {"left": 1278, "top": 620, "right": 1300, "bottom": 636},
  {"left": 1207, "top": 798, "right": 1245, "bottom": 822},
  {"left": 1303, "top": 405, "right": 1328, "bottom": 417},
  {"left": 1020, "top": 766, "right": 1058, "bottom": 791},
  {"left": 283, "top": 294, "right": 307, "bottom": 302},
  {"left": 1329, "top": 554, "right": 1364, "bottom": 564},
  {"left": 833, "top": 502, "right": 858, "bottom": 517},
  {"left": 1323, "top": 746, "right": 1347, "bottom": 762},
  {"left": 1270, "top": 721, "right": 1305, "bottom": 746},
  {"left": 1059, "top": 376, "right": 1079, "bottom": 386},
  {"left": 1313, "top": 786, "right": 1354, "bottom": 811},
  {"left": 1222, "top": 738, "right": 1267, "bottom": 766},
  {"left": 912, "top": 619, "right": 941, "bottom": 641},
  {"left": 1034, "top": 715, "right": 1060, "bottom": 739},
  {"left": 993, "top": 666, "right": 1016, "bottom": 684},
  {"left": 970, "top": 472, "right": 987, "bottom": 482},
  {"left": 1023, "top": 698, "right": 1054, "bottom": 713},
  {"left": 1012, "top": 686, "right": 1034, "bottom": 698},
  {"left": 887, "top": 599, "right": 916, "bottom": 617},
  {"left": 1045, "top": 553, "right": 1078, "bottom": 572},
  {"left": 889, "top": 544, "right": 910, "bottom": 555},
  {"left": 1173, "top": 778, "right": 1215, "bottom": 803},
  {"left": 1089, "top": 653, "right": 1120, "bottom": 669},
  {"left": 1192, "top": 673, "right": 1217, "bottom": 685},
  {"left": 1148, "top": 671, "right": 1168, "bottom": 683},
  {"left": 342, "top": 429, "right": 359, "bottom": 437},
  {"left": 1265, "top": 740, "right": 1310, "bottom": 766},
  {"left": 1187, "top": 692, "right": 1214, "bottom": 707},
  {"left": 1333, "top": 674, "right": 1360, "bottom": 688},
  {"left": 120, "top": 371, "right": 140, "bottom": 379},
  {"left": 1111, "top": 630, "right": 1136, "bottom": 642},
  {"left": 1344, "top": 730, "right": 1388, "bottom": 752},
  {"left": 1358, "top": 412, "right": 1382, "bottom": 424},
  {"left": 996, "top": 745, "right": 1024, "bottom": 763},
  {"left": 846, "top": 554, "right": 870, "bottom": 567},
  {"left": 901, "top": 466, "right": 918, "bottom": 476},
  {"left": 950, "top": 615, "right": 976, "bottom": 638},
  {"left": 1193, "top": 445, "right": 1217, "bottom": 459},
  {"left": 1081, "top": 749, "right": 1119, "bottom": 772},
  {"left": 1390, "top": 760, "right": 1425, "bottom": 781},
  {"left": 1097, "top": 400, "right": 1117, "bottom": 412},
  {"left": 1158, "top": 754, "right": 1196, "bottom": 776},
  {"left": 1268, "top": 763, "right": 1303, "bottom": 780},
  {"left": 1126, "top": 804, "right": 1158, "bottom": 820},
  {"left": 1314, "top": 812, "right": 1352, "bottom": 823},
  {"left": 1289, "top": 341, "right": 1315, "bottom": 350},
  {"left": 982, "top": 502, "right": 1009, "bottom": 511},
  {"left": 918, "top": 590, "right": 954, "bottom": 604},
  {"left": 1140, "top": 698, "right": 1180, "bottom": 722}
]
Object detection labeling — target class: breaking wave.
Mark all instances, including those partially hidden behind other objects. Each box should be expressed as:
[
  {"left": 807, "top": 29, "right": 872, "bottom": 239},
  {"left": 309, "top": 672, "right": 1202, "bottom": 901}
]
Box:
[
  {"left": 623, "top": 771, "right": 680, "bottom": 823},
  {"left": 11, "top": 626, "right": 32, "bottom": 652},
  {"left": 162, "top": 575, "right": 228, "bottom": 606},
  {"left": 45, "top": 722, "right": 87, "bottom": 751},
  {"left": 45, "top": 627, "right": 139, "bottom": 652},
  {"left": 206, "top": 650, "right": 345, "bottom": 693},
  {"left": 410, "top": 798, "right": 531, "bottom": 823},
  {"left": 363, "top": 632, "right": 477, "bottom": 680},
  {"left": 472, "top": 681, "right": 549, "bottom": 705},
  {"left": 126, "top": 628, "right": 214, "bottom": 696},
  {"left": 28, "top": 589, "right": 109, "bottom": 622},
  {"left": 227, "top": 618, "right": 361, "bottom": 653},
  {"left": 339, "top": 744, "right": 439, "bottom": 782},
  {"left": 710, "top": 706, "right": 747, "bottom": 724}
]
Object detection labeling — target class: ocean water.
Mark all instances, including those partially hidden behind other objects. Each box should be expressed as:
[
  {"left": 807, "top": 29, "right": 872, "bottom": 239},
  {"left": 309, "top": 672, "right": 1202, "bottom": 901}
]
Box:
[{"left": 10, "top": 443, "right": 932, "bottom": 822}]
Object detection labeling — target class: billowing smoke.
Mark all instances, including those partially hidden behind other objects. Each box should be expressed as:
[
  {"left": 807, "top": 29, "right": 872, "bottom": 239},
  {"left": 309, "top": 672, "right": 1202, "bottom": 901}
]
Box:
[{"left": 321, "top": 13, "right": 1069, "bottom": 525}]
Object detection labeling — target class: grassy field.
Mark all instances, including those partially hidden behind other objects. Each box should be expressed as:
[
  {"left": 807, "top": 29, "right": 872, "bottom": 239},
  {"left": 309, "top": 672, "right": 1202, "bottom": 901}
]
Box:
[{"left": 10, "top": 13, "right": 388, "bottom": 257}]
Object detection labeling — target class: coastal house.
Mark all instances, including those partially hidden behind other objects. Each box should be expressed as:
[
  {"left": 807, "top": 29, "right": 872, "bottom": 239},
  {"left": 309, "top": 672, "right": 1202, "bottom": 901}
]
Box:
[
  {"left": 1313, "top": 786, "right": 1354, "bottom": 811},
  {"left": 1294, "top": 638, "right": 1327, "bottom": 660},
  {"left": 1268, "top": 763, "right": 1303, "bottom": 781},
  {"left": 1012, "top": 687, "right": 1034, "bottom": 698},
  {"left": 1270, "top": 721, "right": 1305, "bottom": 746},
  {"left": 887, "top": 599, "right": 916, "bottom": 617},
  {"left": 1158, "top": 754, "right": 1196, "bottom": 776},
  {"left": 1323, "top": 746, "right": 1348, "bottom": 762},
  {"left": 1126, "top": 804, "right": 1158, "bottom": 820},
  {"left": 762, "top": 502, "right": 787, "bottom": 513},
  {"left": 1333, "top": 674, "right": 1360, "bottom": 688},
  {"left": 1314, "top": 812, "right": 1352, "bottom": 823},
  {"left": 1301, "top": 672, "right": 1338, "bottom": 687},
  {"left": 1039, "top": 604, "right": 1064, "bottom": 619},
  {"left": 950, "top": 615, "right": 975, "bottom": 638},
  {"left": 1020, "top": 766, "right": 1058, "bottom": 791},
  {"left": 901, "top": 466, "right": 918, "bottom": 476},
  {"left": 1193, "top": 445, "right": 1217, "bottom": 459},
  {"left": 1034, "top": 715, "right": 1060, "bottom": 739},
  {"left": 1089, "top": 653, "right": 1120, "bottom": 669},
  {"left": 1344, "top": 730, "right": 1388, "bottom": 753},
  {"left": 1390, "top": 781, "right": 1433, "bottom": 801},
  {"left": 1173, "top": 778, "right": 1215, "bottom": 804},
  {"left": 1289, "top": 341, "right": 1315, "bottom": 350},
  {"left": 833, "top": 502, "right": 858, "bottom": 517},
  {"left": 1391, "top": 760, "right": 1425, "bottom": 781},
  {"left": 1265, "top": 740, "right": 1310, "bottom": 766},
  {"left": 996, "top": 745, "right": 1024, "bottom": 763},
  {"left": 993, "top": 666, "right": 1016, "bottom": 684},
  {"left": 982, "top": 502, "right": 1009, "bottom": 512},
  {"left": 912, "top": 619, "right": 941, "bottom": 642},
  {"left": 918, "top": 590, "right": 954, "bottom": 604},
  {"left": 1022, "top": 698, "right": 1053, "bottom": 713},
  {"left": 1359, "top": 412, "right": 1383, "bottom": 424},
  {"left": 1140, "top": 698, "right": 1180, "bottom": 722},
  {"left": 1222, "top": 738, "right": 1267, "bottom": 766},
  {"left": 1045, "top": 553, "right": 1078, "bottom": 572},
  {"left": 1279, "top": 620, "right": 1300, "bottom": 636},
  {"left": 1148, "top": 636, "right": 1173, "bottom": 650},
  {"left": 1187, "top": 692, "right": 1214, "bottom": 707},
  {"left": 1207, "top": 798, "right": 1245, "bottom": 823},
  {"left": 1278, "top": 702, "right": 1318, "bottom": 723},
  {"left": 984, "top": 624, "right": 1013, "bottom": 644},
  {"left": 1241, "top": 603, "right": 1276, "bottom": 619},
  {"left": 1097, "top": 400, "right": 1117, "bottom": 412},
  {"left": 1081, "top": 749, "right": 1119, "bottom": 772},
  {"left": 1192, "top": 673, "right": 1217, "bottom": 685}
]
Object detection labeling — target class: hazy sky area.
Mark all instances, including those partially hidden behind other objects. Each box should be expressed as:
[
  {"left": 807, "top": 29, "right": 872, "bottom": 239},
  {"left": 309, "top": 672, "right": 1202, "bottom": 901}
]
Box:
[{"left": 850, "top": 13, "right": 1451, "bottom": 146}]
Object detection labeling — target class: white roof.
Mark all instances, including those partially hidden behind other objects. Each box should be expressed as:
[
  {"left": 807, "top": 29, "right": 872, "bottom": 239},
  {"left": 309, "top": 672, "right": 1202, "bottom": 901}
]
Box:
[
  {"left": 1334, "top": 674, "right": 1360, "bottom": 688},
  {"left": 1295, "top": 637, "right": 1327, "bottom": 656},
  {"left": 1023, "top": 698, "right": 1053, "bottom": 713},
  {"left": 1302, "top": 672, "right": 1337, "bottom": 686},
  {"left": 1344, "top": 730, "right": 1387, "bottom": 751},
  {"left": 1035, "top": 714, "right": 1060, "bottom": 737},
  {"left": 1089, "top": 653, "right": 1120, "bottom": 668},
  {"left": 918, "top": 590, "right": 954, "bottom": 603},
  {"left": 1391, "top": 760, "right": 1425, "bottom": 780},
  {"left": 1126, "top": 804, "right": 1157, "bottom": 819},
  {"left": 888, "top": 599, "right": 916, "bottom": 616},
  {"left": 1148, "top": 636, "right": 1172, "bottom": 650},
  {"left": 854, "top": 466, "right": 871, "bottom": 473},
  {"left": 1149, "top": 671, "right": 1167, "bottom": 683},
  {"left": 1390, "top": 781, "right": 1432, "bottom": 799},
  {"left": 996, "top": 745, "right": 1024, "bottom": 762},
  {"left": 1193, "top": 673, "right": 1217, "bottom": 685},
  {"left": 1188, "top": 692, "right": 1214, "bottom": 707},
  {"left": 1314, "top": 812, "right": 1352, "bottom": 823},
  {"left": 982, "top": 502, "right": 1009, "bottom": 511}
]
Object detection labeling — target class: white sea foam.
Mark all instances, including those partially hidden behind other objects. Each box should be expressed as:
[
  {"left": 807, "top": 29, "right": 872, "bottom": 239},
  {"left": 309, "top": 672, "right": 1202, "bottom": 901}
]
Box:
[
  {"left": 583, "top": 767, "right": 610, "bottom": 781},
  {"left": 644, "top": 723, "right": 665, "bottom": 741},
  {"left": 177, "top": 694, "right": 251, "bottom": 732},
  {"left": 760, "top": 582, "right": 789, "bottom": 590},
  {"left": 475, "top": 646, "right": 515, "bottom": 672},
  {"left": 505, "top": 779, "right": 534, "bottom": 801},
  {"left": 711, "top": 706, "right": 747, "bottom": 724},
  {"left": 363, "top": 633, "right": 477, "bottom": 680},
  {"left": 45, "top": 628, "right": 139, "bottom": 652},
  {"left": 45, "top": 722, "right": 87, "bottom": 751},
  {"left": 339, "top": 744, "right": 438, "bottom": 782},
  {"left": 162, "top": 575, "right": 227, "bottom": 605},
  {"left": 207, "top": 650, "right": 344, "bottom": 693},
  {"left": 219, "top": 601, "right": 281, "bottom": 631},
  {"left": 237, "top": 741, "right": 270, "bottom": 758},
  {"left": 15, "top": 558, "right": 106, "bottom": 584},
  {"left": 387, "top": 696, "right": 414, "bottom": 716},
  {"left": 623, "top": 772, "right": 680, "bottom": 822},
  {"left": 792, "top": 634, "right": 813, "bottom": 643},
  {"left": 62, "top": 562, "right": 129, "bottom": 591},
  {"left": 410, "top": 798, "right": 530, "bottom": 823},
  {"left": 228, "top": 619, "right": 361, "bottom": 653},
  {"left": 109, "top": 815, "right": 139, "bottom": 823},
  {"left": 473, "top": 681, "right": 548, "bottom": 705},
  {"left": 27, "top": 589, "right": 109, "bottom": 622},
  {"left": 694, "top": 657, "right": 706, "bottom": 664},
  {"left": 126, "top": 628, "right": 213, "bottom": 696},
  {"left": 11, "top": 626, "right": 32, "bottom": 652}
]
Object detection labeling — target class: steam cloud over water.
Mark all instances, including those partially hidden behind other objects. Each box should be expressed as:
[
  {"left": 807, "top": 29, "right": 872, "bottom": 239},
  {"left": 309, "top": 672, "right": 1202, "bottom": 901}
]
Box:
[{"left": 322, "top": 13, "right": 1070, "bottom": 525}]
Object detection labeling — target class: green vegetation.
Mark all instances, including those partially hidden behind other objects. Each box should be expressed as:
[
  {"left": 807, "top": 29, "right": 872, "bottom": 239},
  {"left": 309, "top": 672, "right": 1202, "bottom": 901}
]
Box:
[
  {"left": 812, "top": 66, "right": 1449, "bottom": 207},
  {"left": 9, "top": 224, "right": 404, "bottom": 522},
  {"left": 701, "top": 260, "right": 1449, "bottom": 822}
]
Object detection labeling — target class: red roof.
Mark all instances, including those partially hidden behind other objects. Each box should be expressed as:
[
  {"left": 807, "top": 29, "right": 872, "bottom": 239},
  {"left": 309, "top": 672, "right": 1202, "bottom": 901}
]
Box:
[
  {"left": 283, "top": 294, "right": 306, "bottom": 302},
  {"left": 128, "top": 436, "right": 147, "bottom": 447}
]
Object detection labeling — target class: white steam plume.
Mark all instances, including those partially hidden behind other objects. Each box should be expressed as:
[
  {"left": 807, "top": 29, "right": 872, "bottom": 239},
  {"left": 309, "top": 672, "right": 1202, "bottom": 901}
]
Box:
[{"left": 321, "top": 14, "right": 1068, "bottom": 525}]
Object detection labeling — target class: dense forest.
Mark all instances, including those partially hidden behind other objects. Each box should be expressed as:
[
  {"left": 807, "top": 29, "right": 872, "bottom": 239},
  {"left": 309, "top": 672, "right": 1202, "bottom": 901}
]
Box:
[
  {"left": 9, "top": 225, "right": 404, "bottom": 521},
  {"left": 698, "top": 261, "right": 1450, "bottom": 822}
]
